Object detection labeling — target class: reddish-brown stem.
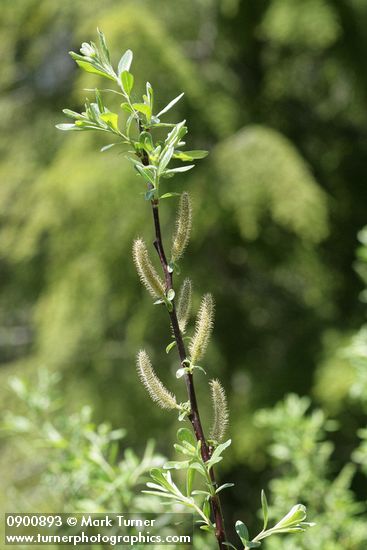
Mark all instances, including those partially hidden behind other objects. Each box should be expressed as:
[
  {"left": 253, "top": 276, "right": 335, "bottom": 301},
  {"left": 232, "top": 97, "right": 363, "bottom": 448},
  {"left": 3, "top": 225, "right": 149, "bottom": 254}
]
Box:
[{"left": 149, "top": 198, "right": 227, "bottom": 549}]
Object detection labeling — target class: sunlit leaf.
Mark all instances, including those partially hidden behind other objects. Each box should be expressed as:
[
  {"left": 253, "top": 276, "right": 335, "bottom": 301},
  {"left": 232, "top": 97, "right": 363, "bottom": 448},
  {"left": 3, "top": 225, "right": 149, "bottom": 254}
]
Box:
[
  {"left": 118, "top": 49, "right": 133, "bottom": 76},
  {"left": 157, "top": 92, "right": 184, "bottom": 117},
  {"left": 73, "top": 59, "right": 114, "bottom": 81},
  {"left": 121, "top": 71, "right": 134, "bottom": 95},
  {"left": 100, "top": 112, "right": 119, "bottom": 132}
]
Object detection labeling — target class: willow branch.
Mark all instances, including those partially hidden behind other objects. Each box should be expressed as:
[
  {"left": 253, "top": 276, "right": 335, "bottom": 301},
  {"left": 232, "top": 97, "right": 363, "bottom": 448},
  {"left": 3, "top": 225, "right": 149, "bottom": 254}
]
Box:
[{"left": 147, "top": 190, "right": 227, "bottom": 549}]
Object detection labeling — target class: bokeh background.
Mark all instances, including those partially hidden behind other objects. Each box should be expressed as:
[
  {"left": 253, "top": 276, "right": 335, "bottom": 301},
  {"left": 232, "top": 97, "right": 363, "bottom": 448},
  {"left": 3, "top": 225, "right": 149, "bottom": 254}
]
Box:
[{"left": 1, "top": 0, "right": 367, "bottom": 548}]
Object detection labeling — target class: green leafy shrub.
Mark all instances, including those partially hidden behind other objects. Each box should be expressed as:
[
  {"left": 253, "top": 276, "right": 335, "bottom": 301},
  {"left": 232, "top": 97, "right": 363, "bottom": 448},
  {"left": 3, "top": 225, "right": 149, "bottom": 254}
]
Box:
[
  {"left": 255, "top": 394, "right": 367, "bottom": 549},
  {"left": 1, "top": 370, "right": 164, "bottom": 514}
]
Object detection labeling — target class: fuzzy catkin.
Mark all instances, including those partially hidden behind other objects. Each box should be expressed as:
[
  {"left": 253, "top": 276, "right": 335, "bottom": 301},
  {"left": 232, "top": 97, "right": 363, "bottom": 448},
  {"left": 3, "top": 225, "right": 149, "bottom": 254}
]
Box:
[
  {"left": 133, "top": 238, "right": 165, "bottom": 299},
  {"left": 176, "top": 278, "right": 192, "bottom": 334},
  {"left": 209, "top": 379, "right": 229, "bottom": 442},
  {"left": 171, "top": 192, "right": 192, "bottom": 262},
  {"left": 189, "top": 293, "right": 214, "bottom": 364},
  {"left": 137, "top": 350, "right": 178, "bottom": 410}
]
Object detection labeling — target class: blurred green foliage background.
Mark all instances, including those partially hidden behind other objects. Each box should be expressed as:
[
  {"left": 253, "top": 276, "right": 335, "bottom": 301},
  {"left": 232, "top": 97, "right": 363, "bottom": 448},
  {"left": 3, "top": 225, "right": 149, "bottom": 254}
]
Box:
[{"left": 1, "top": 0, "right": 367, "bottom": 548}]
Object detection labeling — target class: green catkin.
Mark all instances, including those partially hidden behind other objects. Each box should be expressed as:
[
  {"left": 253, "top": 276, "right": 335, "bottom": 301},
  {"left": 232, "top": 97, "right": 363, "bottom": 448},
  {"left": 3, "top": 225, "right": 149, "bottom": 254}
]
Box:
[
  {"left": 189, "top": 293, "right": 214, "bottom": 364},
  {"left": 176, "top": 278, "right": 192, "bottom": 334},
  {"left": 209, "top": 379, "right": 229, "bottom": 442},
  {"left": 171, "top": 192, "right": 192, "bottom": 262},
  {"left": 137, "top": 350, "right": 178, "bottom": 410},
  {"left": 133, "top": 238, "right": 165, "bottom": 299}
]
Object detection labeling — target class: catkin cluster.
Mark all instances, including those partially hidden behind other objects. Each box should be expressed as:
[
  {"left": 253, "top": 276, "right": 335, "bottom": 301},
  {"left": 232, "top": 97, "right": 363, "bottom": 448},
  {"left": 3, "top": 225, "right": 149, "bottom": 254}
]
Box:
[
  {"left": 171, "top": 192, "right": 192, "bottom": 263},
  {"left": 176, "top": 278, "right": 192, "bottom": 334},
  {"left": 189, "top": 293, "right": 214, "bottom": 365},
  {"left": 133, "top": 238, "right": 165, "bottom": 299},
  {"left": 137, "top": 350, "right": 178, "bottom": 410},
  {"left": 209, "top": 379, "right": 229, "bottom": 442}
]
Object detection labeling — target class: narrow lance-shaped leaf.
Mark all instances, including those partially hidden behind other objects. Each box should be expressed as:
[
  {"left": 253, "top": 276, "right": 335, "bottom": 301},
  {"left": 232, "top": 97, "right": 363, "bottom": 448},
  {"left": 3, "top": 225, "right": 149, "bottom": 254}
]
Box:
[
  {"left": 261, "top": 490, "right": 269, "bottom": 531},
  {"left": 95, "top": 89, "right": 104, "bottom": 112},
  {"left": 97, "top": 28, "right": 111, "bottom": 63},
  {"left": 158, "top": 146, "right": 174, "bottom": 175},
  {"left": 55, "top": 123, "right": 81, "bottom": 132},
  {"left": 165, "top": 165, "right": 195, "bottom": 175},
  {"left": 189, "top": 294, "right": 215, "bottom": 364},
  {"left": 62, "top": 109, "right": 83, "bottom": 120},
  {"left": 100, "top": 143, "right": 119, "bottom": 153},
  {"left": 146, "top": 82, "right": 154, "bottom": 112},
  {"left": 174, "top": 150, "right": 209, "bottom": 161},
  {"left": 157, "top": 92, "right": 184, "bottom": 117},
  {"left": 137, "top": 350, "right": 178, "bottom": 410}
]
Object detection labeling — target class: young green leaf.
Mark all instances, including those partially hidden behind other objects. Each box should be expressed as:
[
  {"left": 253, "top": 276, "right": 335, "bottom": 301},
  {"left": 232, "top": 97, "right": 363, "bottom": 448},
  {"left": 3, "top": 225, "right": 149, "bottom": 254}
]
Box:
[
  {"left": 166, "top": 289, "right": 175, "bottom": 302},
  {"left": 165, "top": 165, "right": 195, "bottom": 175},
  {"left": 174, "top": 443, "right": 195, "bottom": 457},
  {"left": 174, "top": 150, "right": 209, "bottom": 161},
  {"left": 206, "top": 439, "right": 231, "bottom": 470},
  {"left": 121, "top": 102, "right": 134, "bottom": 114},
  {"left": 272, "top": 504, "right": 307, "bottom": 531},
  {"left": 70, "top": 57, "right": 114, "bottom": 80},
  {"left": 186, "top": 467, "right": 195, "bottom": 496},
  {"left": 79, "top": 42, "right": 96, "bottom": 58},
  {"left": 215, "top": 483, "right": 234, "bottom": 494},
  {"left": 235, "top": 521, "right": 249, "bottom": 546},
  {"left": 121, "top": 71, "right": 134, "bottom": 95},
  {"left": 158, "top": 146, "right": 174, "bottom": 175},
  {"left": 165, "top": 341, "right": 177, "bottom": 354},
  {"left": 146, "top": 82, "right": 154, "bottom": 111},
  {"left": 62, "top": 109, "right": 82, "bottom": 119},
  {"left": 95, "top": 89, "right": 104, "bottom": 112},
  {"left": 99, "top": 112, "right": 119, "bottom": 132},
  {"left": 135, "top": 165, "right": 156, "bottom": 186},
  {"left": 202, "top": 499, "right": 211, "bottom": 520},
  {"left": 140, "top": 131, "right": 154, "bottom": 152},
  {"left": 118, "top": 49, "right": 133, "bottom": 76},
  {"left": 55, "top": 123, "right": 80, "bottom": 131},
  {"left": 176, "top": 368, "right": 187, "bottom": 379},
  {"left": 100, "top": 143, "right": 118, "bottom": 152},
  {"left": 133, "top": 103, "right": 151, "bottom": 119},
  {"left": 164, "top": 460, "right": 190, "bottom": 470},
  {"left": 188, "top": 461, "right": 207, "bottom": 477},
  {"left": 177, "top": 427, "right": 197, "bottom": 447},
  {"left": 97, "top": 29, "right": 111, "bottom": 63},
  {"left": 160, "top": 192, "right": 181, "bottom": 200},
  {"left": 157, "top": 92, "right": 184, "bottom": 117},
  {"left": 261, "top": 490, "right": 269, "bottom": 531}
]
